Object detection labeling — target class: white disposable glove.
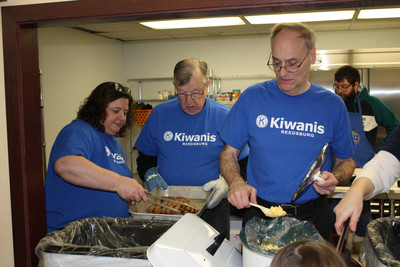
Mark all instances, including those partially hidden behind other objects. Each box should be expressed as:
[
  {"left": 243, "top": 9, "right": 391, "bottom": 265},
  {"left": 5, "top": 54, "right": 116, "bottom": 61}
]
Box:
[{"left": 202, "top": 176, "right": 229, "bottom": 209}]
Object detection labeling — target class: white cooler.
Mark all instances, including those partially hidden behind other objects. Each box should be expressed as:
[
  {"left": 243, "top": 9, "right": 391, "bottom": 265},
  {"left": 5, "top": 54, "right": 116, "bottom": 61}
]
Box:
[
  {"left": 147, "top": 213, "right": 242, "bottom": 267},
  {"left": 42, "top": 253, "right": 151, "bottom": 267}
]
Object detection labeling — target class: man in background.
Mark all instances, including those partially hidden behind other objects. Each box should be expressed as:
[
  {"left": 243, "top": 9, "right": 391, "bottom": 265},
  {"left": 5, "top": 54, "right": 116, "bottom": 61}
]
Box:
[{"left": 333, "top": 65, "right": 400, "bottom": 237}]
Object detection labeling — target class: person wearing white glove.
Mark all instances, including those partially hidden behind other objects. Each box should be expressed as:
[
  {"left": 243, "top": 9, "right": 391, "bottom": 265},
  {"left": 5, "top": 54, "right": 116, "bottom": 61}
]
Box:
[
  {"left": 135, "top": 59, "right": 249, "bottom": 240},
  {"left": 203, "top": 176, "right": 229, "bottom": 209}
]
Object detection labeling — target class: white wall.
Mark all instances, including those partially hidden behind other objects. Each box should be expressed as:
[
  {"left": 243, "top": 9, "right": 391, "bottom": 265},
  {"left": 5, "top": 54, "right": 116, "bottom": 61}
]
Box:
[{"left": 124, "top": 36, "right": 273, "bottom": 100}]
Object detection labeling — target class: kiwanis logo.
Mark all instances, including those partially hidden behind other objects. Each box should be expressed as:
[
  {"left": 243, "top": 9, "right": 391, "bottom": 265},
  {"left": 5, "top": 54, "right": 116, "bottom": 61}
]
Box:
[
  {"left": 163, "top": 131, "right": 173, "bottom": 141},
  {"left": 352, "top": 131, "right": 361, "bottom": 144},
  {"left": 163, "top": 130, "right": 216, "bottom": 146},
  {"left": 255, "top": 114, "right": 325, "bottom": 138},
  {"left": 105, "top": 146, "right": 125, "bottom": 164},
  {"left": 256, "top": 115, "right": 268, "bottom": 128}
]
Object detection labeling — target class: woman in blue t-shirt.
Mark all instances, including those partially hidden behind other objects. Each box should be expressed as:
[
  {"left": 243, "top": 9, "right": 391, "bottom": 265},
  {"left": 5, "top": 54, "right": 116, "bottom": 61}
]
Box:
[{"left": 45, "top": 82, "right": 148, "bottom": 232}]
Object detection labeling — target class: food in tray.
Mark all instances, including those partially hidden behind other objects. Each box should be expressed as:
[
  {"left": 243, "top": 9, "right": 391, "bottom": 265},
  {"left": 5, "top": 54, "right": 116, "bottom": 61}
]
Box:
[{"left": 147, "top": 196, "right": 199, "bottom": 215}]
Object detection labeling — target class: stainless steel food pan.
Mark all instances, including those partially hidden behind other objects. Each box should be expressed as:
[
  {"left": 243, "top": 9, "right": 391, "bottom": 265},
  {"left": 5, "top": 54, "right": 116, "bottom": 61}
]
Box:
[{"left": 129, "top": 186, "right": 214, "bottom": 221}]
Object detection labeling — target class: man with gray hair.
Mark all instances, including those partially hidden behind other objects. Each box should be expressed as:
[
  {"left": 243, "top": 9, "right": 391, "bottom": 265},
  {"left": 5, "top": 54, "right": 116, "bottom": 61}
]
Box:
[
  {"left": 218, "top": 23, "right": 355, "bottom": 241},
  {"left": 135, "top": 58, "right": 249, "bottom": 239}
]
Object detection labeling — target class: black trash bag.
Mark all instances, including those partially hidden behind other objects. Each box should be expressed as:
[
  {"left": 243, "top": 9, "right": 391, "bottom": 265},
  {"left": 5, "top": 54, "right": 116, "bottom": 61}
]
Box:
[
  {"left": 35, "top": 217, "right": 175, "bottom": 264},
  {"left": 240, "top": 216, "right": 322, "bottom": 256},
  {"left": 361, "top": 216, "right": 400, "bottom": 267}
]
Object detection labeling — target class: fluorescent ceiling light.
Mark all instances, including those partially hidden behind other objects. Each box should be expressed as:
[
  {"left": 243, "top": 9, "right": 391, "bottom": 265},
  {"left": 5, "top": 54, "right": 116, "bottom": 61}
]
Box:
[
  {"left": 358, "top": 8, "right": 400, "bottom": 19},
  {"left": 245, "top": 10, "right": 355, "bottom": 24},
  {"left": 140, "top": 17, "right": 245, "bottom": 29}
]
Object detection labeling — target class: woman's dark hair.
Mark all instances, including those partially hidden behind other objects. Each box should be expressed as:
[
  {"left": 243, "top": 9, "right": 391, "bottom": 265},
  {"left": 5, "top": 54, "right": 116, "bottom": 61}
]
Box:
[
  {"left": 77, "top": 82, "right": 134, "bottom": 137},
  {"left": 270, "top": 240, "right": 346, "bottom": 267}
]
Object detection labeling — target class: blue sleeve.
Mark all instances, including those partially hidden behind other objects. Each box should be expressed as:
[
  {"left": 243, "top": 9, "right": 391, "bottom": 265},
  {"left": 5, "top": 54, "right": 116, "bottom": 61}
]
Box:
[
  {"left": 381, "top": 125, "right": 400, "bottom": 161},
  {"left": 218, "top": 94, "right": 250, "bottom": 150},
  {"left": 50, "top": 123, "right": 93, "bottom": 166}
]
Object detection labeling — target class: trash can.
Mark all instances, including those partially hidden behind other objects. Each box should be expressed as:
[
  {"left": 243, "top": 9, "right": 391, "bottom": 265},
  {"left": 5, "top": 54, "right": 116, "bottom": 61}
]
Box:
[
  {"left": 360, "top": 216, "right": 400, "bottom": 267},
  {"left": 35, "top": 217, "right": 176, "bottom": 267},
  {"left": 239, "top": 216, "right": 322, "bottom": 267}
]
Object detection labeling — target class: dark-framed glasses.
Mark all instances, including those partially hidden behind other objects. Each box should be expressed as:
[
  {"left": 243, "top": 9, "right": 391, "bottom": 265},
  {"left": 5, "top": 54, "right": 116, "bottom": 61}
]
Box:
[
  {"left": 267, "top": 50, "right": 310, "bottom": 73},
  {"left": 176, "top": 83, "right": 206, "bottom": 100},
  {"left": 333, "top": 83, "right": 352, "bottom": 92},
  {"left": 176, "top": 90, "right": 204, "bottom": 100}
]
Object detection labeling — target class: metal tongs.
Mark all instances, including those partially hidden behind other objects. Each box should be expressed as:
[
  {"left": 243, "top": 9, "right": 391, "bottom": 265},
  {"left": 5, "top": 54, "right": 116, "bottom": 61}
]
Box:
[
  {"left": 336, "top": 220, "right": 349, "bottom": 253},
  {"left": 291, "top": 142, "right": 329, "bottom": 203},
  {"left": 146, "top": 192, "right": 198, "bottom": 213},
  {"left": 336, "top": 220, "right": 352, "bottom": 264},
  {"left": 147, "top": 198, "right": 182, "bottom": 214}
]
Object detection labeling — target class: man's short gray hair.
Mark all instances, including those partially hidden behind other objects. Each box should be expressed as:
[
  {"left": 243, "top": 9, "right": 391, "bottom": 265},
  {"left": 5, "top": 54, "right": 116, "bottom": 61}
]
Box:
[
  {"left": 270, "top": 22, "right": 316, "bottom": 50},
  {"left": 173, "top": 58, "right": 208, "bottom": 86}
]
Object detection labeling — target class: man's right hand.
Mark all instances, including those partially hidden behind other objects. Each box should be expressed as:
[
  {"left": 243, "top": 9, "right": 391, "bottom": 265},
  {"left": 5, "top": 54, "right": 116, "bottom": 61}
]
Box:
[{"left": 227, "top": 179, "right": 257, "bottom": 209}]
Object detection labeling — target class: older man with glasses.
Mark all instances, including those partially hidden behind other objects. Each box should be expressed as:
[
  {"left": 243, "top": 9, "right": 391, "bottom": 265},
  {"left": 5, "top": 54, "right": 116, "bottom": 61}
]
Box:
[
  {"left": 218, "top": 22, "right": 355, "bottom": 242},
  {"left": 331, "top": 65, "right": 400, "bottom": 238},
  {"left": 135, "top": 58, "right": 249, "bottom": 239}
]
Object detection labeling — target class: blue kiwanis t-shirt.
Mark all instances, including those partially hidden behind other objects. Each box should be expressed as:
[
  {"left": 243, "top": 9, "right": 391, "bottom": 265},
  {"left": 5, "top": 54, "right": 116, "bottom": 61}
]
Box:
[
  {"left": 135, "top": 98, "right": 249, "bottom": 186},
  {"left": 45, "top": 119, "right": 131, "bottom": 232},
  {"left": 218, "top": 80, "right": 354, "bottom": 204}
]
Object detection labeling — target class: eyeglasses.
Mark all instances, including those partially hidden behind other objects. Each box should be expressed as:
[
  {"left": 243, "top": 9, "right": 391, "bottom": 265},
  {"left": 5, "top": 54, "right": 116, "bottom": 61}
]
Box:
[
  {"left": 267, "top": 50, "right": 310, "bottom": 73},
  {"left": 333, "top": 83, "right": 352, "bottom": 92},
  {"left": 176, "top": 83, "right": 206, "bottom": 100}
]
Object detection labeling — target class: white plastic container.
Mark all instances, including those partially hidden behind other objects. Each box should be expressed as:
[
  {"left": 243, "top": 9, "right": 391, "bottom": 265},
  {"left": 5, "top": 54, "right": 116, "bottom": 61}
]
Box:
[
  {"left": 241, "top": 243, "right": 273, "bottom": 267},
  {"left": 147, "top": 213, "right": 242, "bottom": 267},
  {"left": 42, "top": 252, "right": 151, "bottom": 267}
]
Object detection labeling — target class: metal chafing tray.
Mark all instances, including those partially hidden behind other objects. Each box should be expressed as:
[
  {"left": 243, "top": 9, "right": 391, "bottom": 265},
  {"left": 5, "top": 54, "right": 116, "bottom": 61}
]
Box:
[{"left": 130, "top": 186, "right": 214, "bottom": 221}]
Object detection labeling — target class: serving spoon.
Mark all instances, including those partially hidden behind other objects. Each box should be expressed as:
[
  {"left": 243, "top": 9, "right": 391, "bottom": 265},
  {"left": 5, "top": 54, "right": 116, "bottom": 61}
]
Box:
[{"left": 249, "top": 202, "right": 286, "bottom": 218}]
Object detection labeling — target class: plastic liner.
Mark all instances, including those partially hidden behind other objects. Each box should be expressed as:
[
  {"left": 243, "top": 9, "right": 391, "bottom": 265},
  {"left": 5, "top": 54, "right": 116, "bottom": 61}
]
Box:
[
  {"left": 240, "top": 216, "right": 322, "bottom": 256},
  {"left": 35, "top": 217, "right": 175, "bottom": 262},
  {"left": 360, "top": 216, "right": 400, "bottom": 267}
]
